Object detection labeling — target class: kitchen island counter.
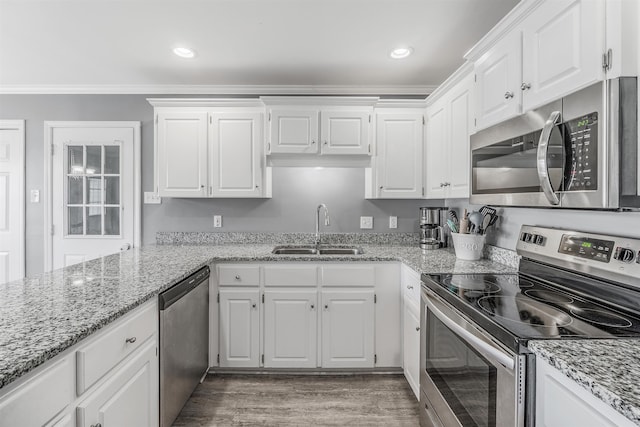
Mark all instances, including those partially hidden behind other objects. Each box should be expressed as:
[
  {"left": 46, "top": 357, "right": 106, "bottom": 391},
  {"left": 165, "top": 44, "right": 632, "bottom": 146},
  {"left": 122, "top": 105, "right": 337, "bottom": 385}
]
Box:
[{"left": 0, "top": 242, "right": 516, "bottom": 390}]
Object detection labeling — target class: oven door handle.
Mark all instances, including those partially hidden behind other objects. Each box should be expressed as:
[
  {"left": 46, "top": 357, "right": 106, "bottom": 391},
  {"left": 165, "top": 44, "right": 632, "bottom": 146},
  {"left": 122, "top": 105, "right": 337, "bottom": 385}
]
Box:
[
  {"left": 425, "top": 292, "right": 515, "bottom": 371},
  {"left": 537, "top": 110, "right": 561, "bottom": 206}
]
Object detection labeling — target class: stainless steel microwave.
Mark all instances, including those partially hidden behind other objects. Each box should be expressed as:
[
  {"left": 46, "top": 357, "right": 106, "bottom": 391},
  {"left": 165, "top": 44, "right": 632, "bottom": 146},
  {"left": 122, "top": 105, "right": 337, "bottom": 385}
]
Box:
[{"left": 470, "top": 78, "right": 639, "bottom": 210}]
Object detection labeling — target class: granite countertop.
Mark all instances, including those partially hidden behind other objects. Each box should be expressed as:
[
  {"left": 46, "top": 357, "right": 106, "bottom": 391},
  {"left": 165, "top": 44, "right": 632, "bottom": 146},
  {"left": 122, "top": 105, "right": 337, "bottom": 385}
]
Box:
[
  {"left": 529, "top": 340, "right": 640, "bottom": 425},
  {"left": 0, "top": 242, "right": 517, "bottom": 391}
]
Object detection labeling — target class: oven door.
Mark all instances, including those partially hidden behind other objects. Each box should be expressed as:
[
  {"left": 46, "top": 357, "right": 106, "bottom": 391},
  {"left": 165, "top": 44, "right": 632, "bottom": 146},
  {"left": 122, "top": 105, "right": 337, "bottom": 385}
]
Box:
[{"left": 420, "top": 287, "right": 525, "bottom": 427}]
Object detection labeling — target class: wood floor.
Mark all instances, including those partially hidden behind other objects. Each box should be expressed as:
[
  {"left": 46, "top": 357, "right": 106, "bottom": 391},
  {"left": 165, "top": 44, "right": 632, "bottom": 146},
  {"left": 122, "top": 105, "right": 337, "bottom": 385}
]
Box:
[{"left": 172, "top": 374, "right": 420, "bottom": 426}]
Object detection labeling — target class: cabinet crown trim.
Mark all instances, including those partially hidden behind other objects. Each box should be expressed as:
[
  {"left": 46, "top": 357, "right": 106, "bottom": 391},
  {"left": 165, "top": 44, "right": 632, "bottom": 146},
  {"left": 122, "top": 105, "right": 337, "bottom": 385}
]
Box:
[
  {"left": 147, "top": 98, "right": 265, "bottom": 108},
  {"left": 261, "top": 96, "right": 380, "bottom": 107}
]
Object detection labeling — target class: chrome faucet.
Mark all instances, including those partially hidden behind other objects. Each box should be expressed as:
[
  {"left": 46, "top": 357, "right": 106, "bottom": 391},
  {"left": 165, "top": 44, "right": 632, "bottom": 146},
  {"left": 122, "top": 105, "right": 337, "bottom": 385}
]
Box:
[{"left": 315, "top": 204, "right": 330, "bottom": 247}]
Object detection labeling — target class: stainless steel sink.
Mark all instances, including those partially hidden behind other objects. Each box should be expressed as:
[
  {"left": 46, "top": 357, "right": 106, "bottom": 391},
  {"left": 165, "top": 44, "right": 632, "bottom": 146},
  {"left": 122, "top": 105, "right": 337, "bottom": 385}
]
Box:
[{"left": 271, "top": 245, "right": 364, "bottom": 255}]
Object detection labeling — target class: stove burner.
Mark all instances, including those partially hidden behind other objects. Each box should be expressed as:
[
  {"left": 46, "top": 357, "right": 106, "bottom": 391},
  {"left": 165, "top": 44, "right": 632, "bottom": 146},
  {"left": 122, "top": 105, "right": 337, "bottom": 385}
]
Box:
[
  {"left": 523, "top": 289, "right": 574, "bottom": 304},
  {"left": 478, "top": 296, "right": 574, "bottom": 328},
  {"left": 442, "top": 277, "right": 501, "bottom": 294},
  {"left": 518, "top": 278, "right": 535, "bottom": 288},
  {"left": 569, "top": 308, "right": 633, "bottom": 328}
]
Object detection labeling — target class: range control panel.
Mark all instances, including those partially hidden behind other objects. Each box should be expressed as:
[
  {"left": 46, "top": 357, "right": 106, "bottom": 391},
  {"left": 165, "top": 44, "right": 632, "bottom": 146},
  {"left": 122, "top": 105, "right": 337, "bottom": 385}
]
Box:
[{"left": 516, "top": 225, "right": 640, "bottom": 287}]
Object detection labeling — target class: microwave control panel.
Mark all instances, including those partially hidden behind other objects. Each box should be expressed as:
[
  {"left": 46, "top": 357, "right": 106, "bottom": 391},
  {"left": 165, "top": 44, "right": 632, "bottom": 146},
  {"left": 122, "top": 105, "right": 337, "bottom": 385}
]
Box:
[{"left": 564, "top": 112, "right": 598, "bottom": 192}]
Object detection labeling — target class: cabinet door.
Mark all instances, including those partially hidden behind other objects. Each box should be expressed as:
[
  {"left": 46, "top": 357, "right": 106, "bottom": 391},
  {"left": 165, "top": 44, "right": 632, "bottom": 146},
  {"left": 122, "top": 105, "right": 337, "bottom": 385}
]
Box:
[
  {"left": 474, "top": 30, "right": 523, "bottom": 130},
  {"left": 321, "top": 289, "right": 375, "bottom": 368},
  {"left": 522, "top": 0, "right": 605, "bottom": 111},
  {"left": 375, "top": 113, "right": 424, "bottom": 199},
  {"left": 425, "top": 100, "right": 449, "bottom": 199},
  {"left": 264, "top": 290, "right": 317, "bottom": 368},
  {"left": 403, "top": 298, "right": 420, "bottom": 400},
  {"left": 447, "top": 74, "right": 474, "bottom": 198},
  {"left": 320, "top": 110, "right": 371, "bottom": 155},
  {"left": 268, "top": 108, "right": 319, "bottom": 154},
  {"left": 76, "top": 339, "right": 158, "bottom": 427},
  {"left": 210, "top": 112, "right": 264, "bottom": 197},
  {"left": 156, "top": 111, "right": 208, "bottom": 197},
  {"left": 535, "top": 357, "right": 635, "bottom": 427},
  {"left": 219, "top": 288, "right": 260, "bottom": 367}
]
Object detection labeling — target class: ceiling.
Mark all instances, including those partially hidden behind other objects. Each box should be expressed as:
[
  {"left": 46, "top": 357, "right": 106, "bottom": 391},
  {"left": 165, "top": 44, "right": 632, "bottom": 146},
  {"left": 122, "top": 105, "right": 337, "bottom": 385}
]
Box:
[{"left": 0, "top": 0, "right": 520, "bottom": 95}]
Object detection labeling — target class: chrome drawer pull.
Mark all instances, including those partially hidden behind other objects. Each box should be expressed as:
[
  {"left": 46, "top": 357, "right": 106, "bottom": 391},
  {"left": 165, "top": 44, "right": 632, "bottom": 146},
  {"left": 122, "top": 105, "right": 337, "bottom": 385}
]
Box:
[
  {"left": 125, "top": 337, "right": 137, "bottom": 344},
  {"left": 407, "top": 285, "right": 414, "bottom": 290}
]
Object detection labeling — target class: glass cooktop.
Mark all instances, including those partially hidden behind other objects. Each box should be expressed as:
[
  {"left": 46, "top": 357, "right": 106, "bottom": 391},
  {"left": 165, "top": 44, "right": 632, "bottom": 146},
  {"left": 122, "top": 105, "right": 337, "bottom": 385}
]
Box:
[{"left": 423, "top": 273, "right": 640, "bottom": 350}]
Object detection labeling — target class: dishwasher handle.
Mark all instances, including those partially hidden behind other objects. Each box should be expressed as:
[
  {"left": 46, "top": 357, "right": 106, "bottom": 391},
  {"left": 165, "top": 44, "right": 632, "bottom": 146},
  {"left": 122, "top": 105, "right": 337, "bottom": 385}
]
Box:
[{"left": 159, "top": 266, "right": 210, "bottom": 310}]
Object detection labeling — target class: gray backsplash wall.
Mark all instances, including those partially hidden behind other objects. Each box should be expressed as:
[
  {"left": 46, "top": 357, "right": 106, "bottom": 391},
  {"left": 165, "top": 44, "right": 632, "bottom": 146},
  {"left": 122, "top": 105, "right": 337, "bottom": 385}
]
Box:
[
  {"left": 447, "top": 199, "right": 640, "bottom": 250},
  {"left": 0, "top": 94, "right": 440, "bottom": 275}
]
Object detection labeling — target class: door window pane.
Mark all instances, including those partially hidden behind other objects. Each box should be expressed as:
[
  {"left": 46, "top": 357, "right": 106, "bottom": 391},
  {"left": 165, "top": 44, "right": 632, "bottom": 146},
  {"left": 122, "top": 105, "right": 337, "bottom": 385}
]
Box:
[
  {"left": 105, "top": 176, "right": 120, "bottom": 205},
  {"left": 105, "top": 207, "right": 120, "bottom": 235},
  {"left": 86, "top": 177, "right": 102, "bottom": 204},
  {"left": 68, "top": 146, "right": 84, "bottom": 174},
  {"left": 68, "top": 207, "right": 83, "bottom": 235},
  {"left": 104, "top": 146, "right": 120, "bottom": 174},
  {"left": 68, "top": 177, "right": 83, "bottom": 205},
  {"left": 86, "top": 207, "right": 102, "bottom": 235},
  {"left": 86, "top": 146, "right": 102, "bottom": 174}
]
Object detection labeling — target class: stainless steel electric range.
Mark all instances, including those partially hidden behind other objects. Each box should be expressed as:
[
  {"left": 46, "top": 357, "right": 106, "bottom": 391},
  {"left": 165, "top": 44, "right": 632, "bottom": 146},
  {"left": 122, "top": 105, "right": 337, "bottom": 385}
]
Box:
[{"left": 420, "top": 225, "right": 640, "bottom": 427}]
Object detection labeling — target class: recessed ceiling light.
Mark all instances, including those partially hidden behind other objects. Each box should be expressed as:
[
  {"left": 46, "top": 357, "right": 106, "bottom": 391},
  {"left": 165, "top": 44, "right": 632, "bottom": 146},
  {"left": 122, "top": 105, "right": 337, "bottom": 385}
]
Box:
[
  {"left": 390, "top": 47, "right": 413, "bottom": 59},
  {"left": 173, "top": 47, "right": 196, "bottom": 59}
]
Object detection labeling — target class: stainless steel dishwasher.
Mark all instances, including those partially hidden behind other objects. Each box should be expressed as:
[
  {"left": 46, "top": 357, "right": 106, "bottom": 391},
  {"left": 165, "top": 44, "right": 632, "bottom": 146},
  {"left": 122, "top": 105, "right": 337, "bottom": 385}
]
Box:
[{"left": 159, "top": 266, "right": 210, "bottom": 427}]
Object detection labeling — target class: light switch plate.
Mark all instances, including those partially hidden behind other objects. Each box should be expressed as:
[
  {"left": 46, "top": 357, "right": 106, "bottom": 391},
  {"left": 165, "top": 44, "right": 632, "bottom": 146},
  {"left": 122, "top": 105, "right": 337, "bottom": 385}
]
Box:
[
  {"left": 213, "top": 215, "right": 222, "bottom": 228},
  {"left": 389, "top": 216, "right": 398, "bottom": 229},
  {"left": 144, "top": 192, "right": 162, "bottom": 204},
  {"left": 360, "top": 216, "right": 373, "bottom": 229}
]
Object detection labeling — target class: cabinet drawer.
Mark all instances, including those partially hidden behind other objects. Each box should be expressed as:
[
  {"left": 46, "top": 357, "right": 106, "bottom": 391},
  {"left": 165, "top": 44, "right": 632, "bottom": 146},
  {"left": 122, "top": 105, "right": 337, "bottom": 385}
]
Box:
[
  {"left": 264, "top": 265, "right": 317, "bottom": 287},
  {"left": 321, "top": 265, "right": 376, "bottom": 286},
  {"left": 218, "top": 265, "right": 260, "bottom": 286},
  {"left": 0, "top": 356, "right": 74, "bottom": 427},
  {"left": 76, "top": 300, "right": 157, "bottom": 395},
  {"left": 402, "top": 266, "right": 421, "bottom": 306}
]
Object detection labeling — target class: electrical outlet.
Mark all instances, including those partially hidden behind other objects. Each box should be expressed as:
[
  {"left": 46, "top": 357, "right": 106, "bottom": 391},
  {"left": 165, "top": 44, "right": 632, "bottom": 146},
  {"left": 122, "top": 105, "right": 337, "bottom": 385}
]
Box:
[
  {"left": 213, "top": 215, "right": 222, "bottom": 228},
  {"left": 144, "top": 192, "right": 162, "bottom": 204},
  {"left": 360, "top": 216, "right": 373, "bottom": 229},
  {"left": 30, "top": 190, "right": 40, "bottom": 203},
  {"left": 389, "top": 216, "right": 398, "bottom": 229}
]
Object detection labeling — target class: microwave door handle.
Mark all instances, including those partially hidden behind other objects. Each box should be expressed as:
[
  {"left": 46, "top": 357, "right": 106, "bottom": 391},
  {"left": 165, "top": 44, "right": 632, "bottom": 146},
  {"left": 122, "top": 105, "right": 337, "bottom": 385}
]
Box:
[
  {"left": 425, "top": 293, "right": 515, "bottom": 370},
  {"left": 537, "top": 111, "right": 562, "bottom": 206}
]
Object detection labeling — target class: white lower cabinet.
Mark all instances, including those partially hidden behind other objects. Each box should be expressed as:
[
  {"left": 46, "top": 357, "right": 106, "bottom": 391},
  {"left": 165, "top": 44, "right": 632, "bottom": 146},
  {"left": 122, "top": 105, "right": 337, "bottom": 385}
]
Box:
[
  {"left": 321, "top": 289, "right": 375, "bottom": 368},
  {"left": 219, "top": 288, "right": 261, "bottom": 367},
  {"left": 264, "top": 289, "right": 317, "bottom": 368},
  {"left": 535, "top": 356, "right": 634, "bottom": 427},
  {"left": 76, "top": 339, "right": 158, "bottom": 427}
]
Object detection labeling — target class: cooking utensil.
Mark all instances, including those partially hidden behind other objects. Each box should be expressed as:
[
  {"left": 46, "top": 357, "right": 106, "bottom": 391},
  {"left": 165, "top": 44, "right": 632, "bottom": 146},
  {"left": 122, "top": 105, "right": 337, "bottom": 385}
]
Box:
[
  {"left": 481, "top": 214, "right": 492, "bottom": 234},
  {"left": 459, "top": 209, "right": 469, "bottom": 234},
  {"left": 446, "top": 219, "right": 458, "bottom": 233},
  {"left": 479, "top": 205, "right": 497, "bottom": 217},
  {"left": 468, "top": 211, "right": 483, "bottom": 235},
  {"left": 448, "top": 210, "right": 459, "bottom": 226}
]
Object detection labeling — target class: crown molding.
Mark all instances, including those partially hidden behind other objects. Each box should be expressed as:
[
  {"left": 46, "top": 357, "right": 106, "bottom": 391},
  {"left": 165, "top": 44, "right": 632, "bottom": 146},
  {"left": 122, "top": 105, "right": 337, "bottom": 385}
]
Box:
[{"left": 0, "top": 84, "right": 438, "bottom": 96}]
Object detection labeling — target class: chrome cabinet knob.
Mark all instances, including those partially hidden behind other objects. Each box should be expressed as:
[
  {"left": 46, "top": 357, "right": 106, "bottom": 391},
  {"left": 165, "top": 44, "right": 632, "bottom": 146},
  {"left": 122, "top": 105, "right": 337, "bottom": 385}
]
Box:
[
  {"left": 407, "top": 285, "right": 414, "bottom": 289},
  {"left": 310, "top": 304, "right": 315, "bottom": 310},
  {"left": 125, "top": 337, "right": 137, "bottom": 344},
  {"left": 311, "top": 140, "right": 316, "bottom": 144},
  {"left": 521, "top": 82, "right": 531, "bottom": 90},
  {"left": 252, "top": 303, "right": 257, "bottom": 309},
  {"left": 416, "top": 327, "right": 420, "bottom": 332},
  {"left": 504, "top": 91, "right": 515, "bottom": 99},
  {"left": 235, "top": 275, "right": 241, "bottom": 280},
  {"left": 324, "top": 141, "right": 328, "bottom": 145},
  {"left": 200, "top": 185, "right": 204, "bottom": 188}
]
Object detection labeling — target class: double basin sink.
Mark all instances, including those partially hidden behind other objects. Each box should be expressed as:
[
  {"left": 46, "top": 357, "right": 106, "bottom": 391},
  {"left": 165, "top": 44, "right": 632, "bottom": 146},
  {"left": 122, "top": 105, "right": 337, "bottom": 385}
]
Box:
[{"left": 272, "top": 245, "right": 364, "bottom": 255}]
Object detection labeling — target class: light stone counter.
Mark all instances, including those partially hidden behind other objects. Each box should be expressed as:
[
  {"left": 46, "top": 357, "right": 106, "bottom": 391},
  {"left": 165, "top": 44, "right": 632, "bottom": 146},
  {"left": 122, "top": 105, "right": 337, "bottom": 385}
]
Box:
[{"left": 0, "top": 240, "right": 516, "bottom": 390}]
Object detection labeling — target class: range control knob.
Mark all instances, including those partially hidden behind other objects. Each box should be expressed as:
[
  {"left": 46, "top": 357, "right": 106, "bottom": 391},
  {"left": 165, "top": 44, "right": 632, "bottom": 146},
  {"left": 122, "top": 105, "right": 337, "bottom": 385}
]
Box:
[{"left": 614, "top": 247, "right": 635, "bottom": 263}]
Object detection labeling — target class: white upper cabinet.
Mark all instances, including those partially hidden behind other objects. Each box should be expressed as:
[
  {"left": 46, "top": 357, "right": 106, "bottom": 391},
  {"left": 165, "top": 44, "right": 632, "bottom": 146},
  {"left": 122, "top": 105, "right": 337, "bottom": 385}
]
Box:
[
  {"left": 156, "top": 110, "right": 208, "bottom": 198},
  {"left": 425, "top": 68, "right": 474, "bottom": 199},
  {"left": 474, "top": 30, "right": 523, "bottom": 130},
  {"left": 320, "top": 110, "right": 371, "bottom": 155},
  {"left": 373, "top": 111, "right": 424, "bottom": 199},
  {"left": 210, "top": 111, "right": 264, "bottom": 197},
  {"left": 521, "top": 0, "right": 605, "bottom": 111},
  {"left": 268, "top": 109, "right": 319, "bottom": 154}
]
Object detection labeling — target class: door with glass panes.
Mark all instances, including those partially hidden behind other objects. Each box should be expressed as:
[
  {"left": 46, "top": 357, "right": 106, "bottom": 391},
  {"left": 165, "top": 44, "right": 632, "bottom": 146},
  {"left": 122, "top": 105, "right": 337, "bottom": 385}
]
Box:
[{"left": 50, "top": 124, "right": 137, "bottom": 270}]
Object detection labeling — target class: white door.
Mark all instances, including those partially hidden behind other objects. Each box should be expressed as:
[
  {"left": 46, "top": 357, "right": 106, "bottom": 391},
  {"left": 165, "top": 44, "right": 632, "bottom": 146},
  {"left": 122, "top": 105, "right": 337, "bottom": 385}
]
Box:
[
  {"left": 321, "top": 289, "right": 375, "bottom": 368},
  {"left": 448, "top": 75, "right": 474, "bottom": 199},
  {"left": 425, "top": 100, "right": 449, "bottom": 199},
  {"left": 268, "top": 108, "right": 319, "bottom": 154},
  {"left": 403, "top": 297, "right": 420, "bottom": 400},
  {"left": 210, "top": 112, "right": 263, "bottom": 197},
  {"left": 264, "top": 289, "right": 317, "bottom": 368},
  {"left": 522, "top": 0, "right": 605, "bottom": 111},
  {"left": 219, "top": 288, "right": 260, "bottom": 368},
  {"left": 474, "top": 30, "right": 523, "bottom": 130},
  {"left": 0, "top": 120, "right": 25, "bottom": 284},
  {"left": 156, "top": 111, "right": 208, "bottom": 197},
  {"left": 47, "top": 122, "right": 140, "bottom": 271},
  {"left": 320, "top": 110, "right": 371, "bottom": 155},
  {"left": 375, "top": 113, "right": 423, "bottom": 199}
]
